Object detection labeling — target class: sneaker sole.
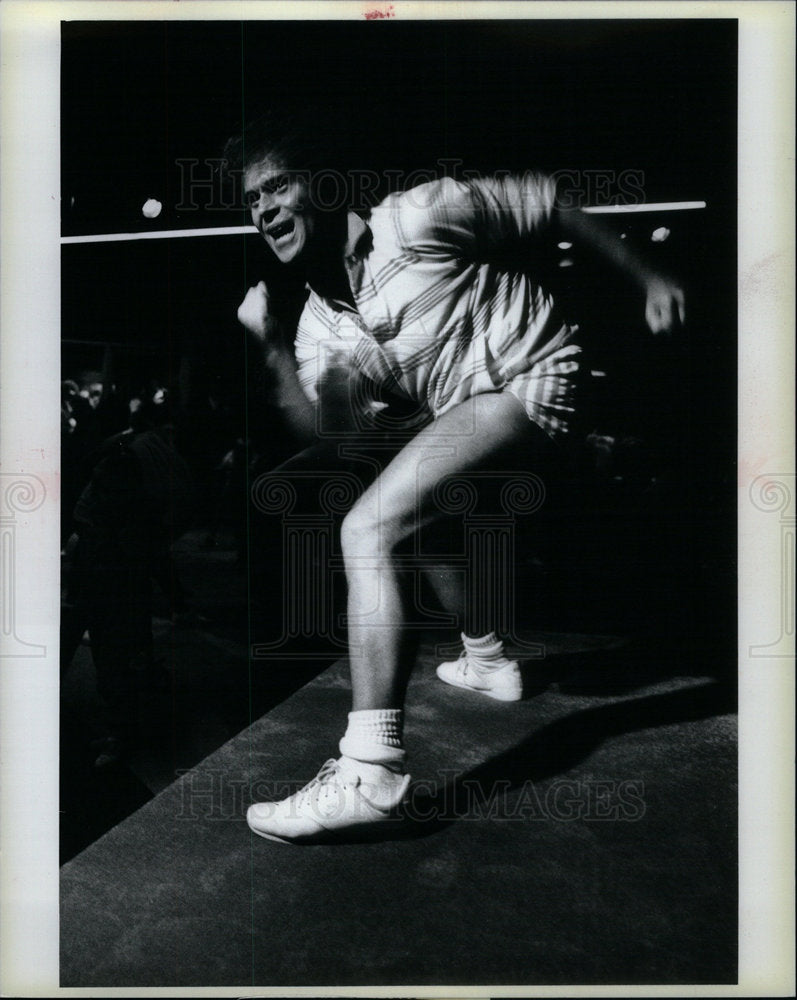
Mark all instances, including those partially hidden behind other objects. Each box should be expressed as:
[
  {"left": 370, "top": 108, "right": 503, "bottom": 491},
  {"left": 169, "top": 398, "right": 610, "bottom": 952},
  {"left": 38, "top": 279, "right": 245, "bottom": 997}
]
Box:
[
  {"left": 249, "top": 827, "right": 317, "bottom": 846},
  {"left": 248, "top": 816, "right": 406, "bottom": 846},
  {"left": 437, "top": 669, "right": 523, "bottom": 701}
]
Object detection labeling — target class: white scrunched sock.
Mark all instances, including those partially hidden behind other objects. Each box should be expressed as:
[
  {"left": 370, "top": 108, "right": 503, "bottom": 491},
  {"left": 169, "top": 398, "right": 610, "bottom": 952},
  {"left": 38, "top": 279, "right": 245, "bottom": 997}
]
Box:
[
  {"left": 338, "top": 709, "right": 406, "bottom": 769},
  {"left": 463, "top": 632, "right": 513, "bottom": 672}
]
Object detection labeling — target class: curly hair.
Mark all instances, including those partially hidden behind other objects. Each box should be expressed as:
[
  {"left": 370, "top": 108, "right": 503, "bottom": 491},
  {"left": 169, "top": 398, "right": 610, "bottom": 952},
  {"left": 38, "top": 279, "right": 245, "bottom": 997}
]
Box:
[{"left": 222, "top": 105, "right": 347, "bottom": 179}]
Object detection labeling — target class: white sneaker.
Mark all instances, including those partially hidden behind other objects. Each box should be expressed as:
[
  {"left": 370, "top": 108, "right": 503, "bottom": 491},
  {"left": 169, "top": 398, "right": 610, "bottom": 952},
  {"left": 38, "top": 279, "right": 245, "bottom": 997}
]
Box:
[
  {"left": 436, "top": 650, "right": 523, "bottom": 701},
  {"left": 247, "top": 757, "right": 411, "bottom": 845}
]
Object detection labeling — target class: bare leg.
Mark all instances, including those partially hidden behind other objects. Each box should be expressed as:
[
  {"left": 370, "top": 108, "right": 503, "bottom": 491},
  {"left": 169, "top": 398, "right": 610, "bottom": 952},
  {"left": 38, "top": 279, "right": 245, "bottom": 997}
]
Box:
[
  {"left": 423, "top": 560, "right": 466, "bottom": 631},
  {"left": 340, "top": 392, "right": 556, "bottom": 710},
  {"left": 247, "top": 394, "right": 559, "bottom": 843}
]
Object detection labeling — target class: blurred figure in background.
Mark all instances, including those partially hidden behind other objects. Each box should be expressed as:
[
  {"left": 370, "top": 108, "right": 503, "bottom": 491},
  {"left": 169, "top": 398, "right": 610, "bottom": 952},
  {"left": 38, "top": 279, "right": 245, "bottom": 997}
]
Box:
[{"left": 61, "top": 388, "right": 195, "bottom": 768}]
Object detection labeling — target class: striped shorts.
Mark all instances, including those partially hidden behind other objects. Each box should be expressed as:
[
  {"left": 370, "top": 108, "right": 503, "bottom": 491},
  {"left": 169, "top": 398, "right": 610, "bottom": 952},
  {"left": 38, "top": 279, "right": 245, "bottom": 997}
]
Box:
[{"left": 502, "top": 342, "right": 583, "bottom": 441}]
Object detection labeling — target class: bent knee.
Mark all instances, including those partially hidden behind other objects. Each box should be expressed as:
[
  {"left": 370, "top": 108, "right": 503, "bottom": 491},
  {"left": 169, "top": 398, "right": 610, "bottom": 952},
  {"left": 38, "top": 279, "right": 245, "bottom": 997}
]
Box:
[
  {"left": 340, "top": 500, "right": 380, "bottom": 556},
  {"left": 340, "top": 498, "right": 414, "bottom": 557}
]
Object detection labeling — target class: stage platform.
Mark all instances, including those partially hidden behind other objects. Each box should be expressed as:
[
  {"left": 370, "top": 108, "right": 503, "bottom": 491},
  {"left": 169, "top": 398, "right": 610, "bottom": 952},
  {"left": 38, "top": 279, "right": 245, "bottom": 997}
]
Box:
[{"left": 60, "top": 634, "right": 736, "bottom": 987}]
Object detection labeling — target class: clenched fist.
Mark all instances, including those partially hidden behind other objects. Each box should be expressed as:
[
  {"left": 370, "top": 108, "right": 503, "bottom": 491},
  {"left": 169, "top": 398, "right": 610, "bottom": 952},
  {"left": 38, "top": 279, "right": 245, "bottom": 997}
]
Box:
[
  {"left": 237, "top": 281, "right": 273, "bottom": 341},
  {"left": 644, "top": 276, "right": 685, "bottom": 335}
]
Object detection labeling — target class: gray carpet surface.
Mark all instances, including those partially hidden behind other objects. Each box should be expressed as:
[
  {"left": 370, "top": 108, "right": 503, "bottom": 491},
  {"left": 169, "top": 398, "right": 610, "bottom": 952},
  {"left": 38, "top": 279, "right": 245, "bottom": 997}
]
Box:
[{"left": 61, "top": 637, "right": 736, "bottom": 987}]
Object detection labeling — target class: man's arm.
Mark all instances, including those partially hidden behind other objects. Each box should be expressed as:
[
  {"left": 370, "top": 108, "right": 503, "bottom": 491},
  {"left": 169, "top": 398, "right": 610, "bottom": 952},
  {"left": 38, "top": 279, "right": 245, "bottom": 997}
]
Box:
[
  {"left": 237, "top": 281, "right": 317, "bottom": 444},
  {"left": 459, "top": 173, "right": 685, "bottom": 336},
  {"left": 556, "top": 206, "right": 686, "bottom": 336},
  {"left": 238, "top": 281, "right": 377, "bottom": 442}
]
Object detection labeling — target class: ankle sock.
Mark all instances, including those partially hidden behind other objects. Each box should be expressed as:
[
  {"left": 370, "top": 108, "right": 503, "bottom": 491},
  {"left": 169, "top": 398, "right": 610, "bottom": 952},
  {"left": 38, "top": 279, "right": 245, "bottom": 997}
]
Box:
[
  {"left": 463, "top": 632, "right": 513, "bottom": 672},
  {"left": 338, "top": 709, "right": 406, "bottom": 770}
]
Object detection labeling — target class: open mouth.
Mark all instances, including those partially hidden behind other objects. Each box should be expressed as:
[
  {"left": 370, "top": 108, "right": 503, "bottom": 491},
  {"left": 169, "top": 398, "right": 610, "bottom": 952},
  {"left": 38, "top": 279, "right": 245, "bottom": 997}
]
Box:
[{"left": 266, "top": 219, "right": 295, "bottom": 243}]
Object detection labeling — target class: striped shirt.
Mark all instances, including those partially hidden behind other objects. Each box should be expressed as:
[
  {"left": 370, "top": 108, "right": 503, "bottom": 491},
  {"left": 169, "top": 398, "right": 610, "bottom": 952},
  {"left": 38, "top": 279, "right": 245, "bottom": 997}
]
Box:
[{"left": 295, "top": 175, "right": 581, "bottom": 438}]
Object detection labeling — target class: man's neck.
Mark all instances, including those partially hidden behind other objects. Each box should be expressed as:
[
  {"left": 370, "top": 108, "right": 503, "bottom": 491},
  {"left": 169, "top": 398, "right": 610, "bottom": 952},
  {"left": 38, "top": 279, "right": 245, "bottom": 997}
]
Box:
[{"left": 305, "top": 211, "right": 355, "bottom": 305}]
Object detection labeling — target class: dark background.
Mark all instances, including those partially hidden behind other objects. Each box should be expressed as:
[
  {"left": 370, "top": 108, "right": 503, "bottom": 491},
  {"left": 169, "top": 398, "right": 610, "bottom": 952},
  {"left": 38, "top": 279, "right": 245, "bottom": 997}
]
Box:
[
  {"left": 62, "top": 19, "right": 736, "bottom": 233},
  {"left": 61, "top": 18, "right": 737, "bottom": 332},
  {"left": 61, "top": 16, "right": 738, "bottom": 642}
]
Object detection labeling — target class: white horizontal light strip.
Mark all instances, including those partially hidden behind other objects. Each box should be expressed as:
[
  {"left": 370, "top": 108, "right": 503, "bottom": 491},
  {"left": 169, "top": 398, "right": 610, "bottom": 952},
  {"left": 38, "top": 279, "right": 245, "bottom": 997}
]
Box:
[
  {"left": 582, "top": 200, "right": 706, "bottom": 214},
  {"left": 60, "top": 201, "right": 708, "bottom": 245},
  {"left": 60, "top": 224, "right": 256, "bottom": 245}
]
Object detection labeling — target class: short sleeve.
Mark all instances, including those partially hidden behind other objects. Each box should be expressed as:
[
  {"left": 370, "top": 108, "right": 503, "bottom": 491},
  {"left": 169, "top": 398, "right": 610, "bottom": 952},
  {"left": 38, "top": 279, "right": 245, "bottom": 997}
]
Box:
[
  {"left": 294, "top": 294, "right": 333, "bottom": 403},
  {"left": 294, "top": 291, "right": 361, "bottom": 403},
  {"left": 390, "top": 174, "right": 557, "bottom": 258},
  {"left": 466, "top": 173, "right": 558, "bottom": 252}
]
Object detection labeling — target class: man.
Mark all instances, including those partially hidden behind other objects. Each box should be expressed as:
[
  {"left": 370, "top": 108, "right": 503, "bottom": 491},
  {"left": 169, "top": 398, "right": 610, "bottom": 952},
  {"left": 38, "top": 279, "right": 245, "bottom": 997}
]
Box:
[{"left": 227, "top": 114, "right": 684, "bottom": 844}]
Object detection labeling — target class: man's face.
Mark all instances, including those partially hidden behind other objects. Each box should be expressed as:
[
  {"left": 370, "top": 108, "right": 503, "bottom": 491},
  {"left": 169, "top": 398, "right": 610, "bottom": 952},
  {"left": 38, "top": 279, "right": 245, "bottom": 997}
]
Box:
[{"left": 244, "top": 157, "right": 316, "bottom": 265}]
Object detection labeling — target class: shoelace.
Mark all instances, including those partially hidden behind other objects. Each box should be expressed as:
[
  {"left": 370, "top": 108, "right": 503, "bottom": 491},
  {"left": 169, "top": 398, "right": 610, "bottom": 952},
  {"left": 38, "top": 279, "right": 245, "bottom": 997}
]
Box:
[
  {"left": 457, "top": 651, "right": 508, "bottom": 686},
  {"left": 294, "top": 759, "right": 355, "bottom": 807}
]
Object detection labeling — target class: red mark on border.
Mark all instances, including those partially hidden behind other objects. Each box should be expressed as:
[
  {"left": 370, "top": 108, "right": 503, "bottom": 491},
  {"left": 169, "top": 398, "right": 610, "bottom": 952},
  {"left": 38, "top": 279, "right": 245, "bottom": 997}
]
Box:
[{"left": 364, "top": 4, "right": 394, "bottom": 19}]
